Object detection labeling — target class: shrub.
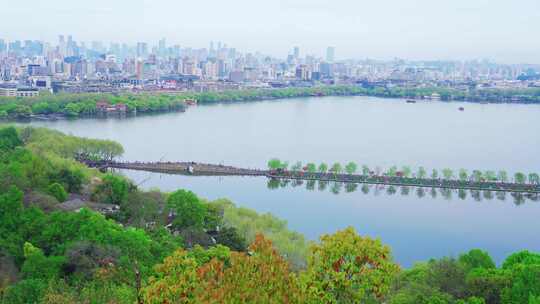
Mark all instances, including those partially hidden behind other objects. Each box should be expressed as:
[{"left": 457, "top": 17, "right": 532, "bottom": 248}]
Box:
[{"left": 47, "top": 183, "right": 68, "bottom": 203}]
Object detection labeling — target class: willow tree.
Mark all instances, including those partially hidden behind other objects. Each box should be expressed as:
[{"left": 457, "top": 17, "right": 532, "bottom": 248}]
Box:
[
  {"left": 362, "top": 165, "right": 370, "bottom": 176},
  {"left": 459, "top": 169, "right": 468, "bottom": 182},
  {"left": 291, "top": 161, "right": 302, "bottom": 172},
  {"left": 345, "top": 162, "right": 358, "bottom": 175},
  {"left": 401, "top": 166, "right": 412, "bottom": 178},
  {"left": 442, "top": 168, "right": 454, "bottom": 180},
  {"left": 498, "top": 170, "right": 508, "bottom": 183},
  {"left": 305, "top": 163, "right": 317, "bottom": 173},
  {"left": 514, "top": 172, "right": 526, "bottom": 184},
  {"left": 485, "top": 170, "right": 497, "bottom": 181},
  {"left": 318, "top": 163, "right": 328, "bottom": 173},
  {"left": 472, "top": 170, "right": 484, "bottom": 182},
  {"left": 387, "top": 166, "right": 398, "bottom": 177},
  {"left": 330, "top": 163, "right": 343, "bottom": 175},
  {"left": 417, "top": 167, "right": 427, "bottom": 179},
  {"left": 528, "top": 173, "right": 539, "bottom": 185}
]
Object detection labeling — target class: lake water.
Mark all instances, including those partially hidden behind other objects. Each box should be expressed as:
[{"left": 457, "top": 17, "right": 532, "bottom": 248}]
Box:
[{"left": 28, "top": 96, "right": 540, "bottom": 267}]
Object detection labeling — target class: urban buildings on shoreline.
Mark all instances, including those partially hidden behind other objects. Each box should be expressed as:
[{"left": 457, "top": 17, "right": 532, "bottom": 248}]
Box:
[{"left": 1, "top": 35, "right": 540, "bottom": 96}]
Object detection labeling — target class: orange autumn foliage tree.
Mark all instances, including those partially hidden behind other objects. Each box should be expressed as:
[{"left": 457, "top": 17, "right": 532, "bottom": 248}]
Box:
[
  {"left": 196, "top": 234, "right": 305, "bottom": 303},
  {"left": 142, "top": 234, "right": 305, "bottom": 304},
  {"left": 143, "top": 227, "right": 400, "bottom": 304}
]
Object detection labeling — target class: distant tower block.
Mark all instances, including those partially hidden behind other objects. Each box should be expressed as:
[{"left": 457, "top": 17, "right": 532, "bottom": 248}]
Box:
[{"left": 326, "top": 46, "right": 335, "bottom": 62}]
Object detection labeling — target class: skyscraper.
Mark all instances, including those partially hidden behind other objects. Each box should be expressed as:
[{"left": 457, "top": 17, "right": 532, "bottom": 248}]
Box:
[
  {"left": 293, "top": 46, "right": 300, "bottom": 59},
  {"left": 137, "top": 42, "right": 148, "bottom": 58},
  {"left": 158, "top": 38, "right": 166, "bottom": 57},
  {"left": 58, "top": 35, "right": 66, "bottom": 56},
  {"left": 326, "top": 47, "right": 335, "bottom": 62}
]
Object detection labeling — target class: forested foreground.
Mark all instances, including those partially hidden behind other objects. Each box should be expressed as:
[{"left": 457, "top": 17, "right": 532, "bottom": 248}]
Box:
[
  {"left": 1, "top": 85, "right": 540, "bottom": 120},
  {"left": 0, "top": 126, "right": 539, "bottom": 304}
]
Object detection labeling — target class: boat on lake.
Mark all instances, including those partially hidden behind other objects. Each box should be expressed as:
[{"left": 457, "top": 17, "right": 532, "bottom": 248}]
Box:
[
  {"left": 406, "top": 99, "right": 417, "bottom": 103},
  {"left": 459, "top": 107, "right": 465, "bottom": 111}
]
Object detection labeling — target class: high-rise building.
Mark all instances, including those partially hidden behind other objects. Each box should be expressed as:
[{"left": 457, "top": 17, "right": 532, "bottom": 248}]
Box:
[
  {"left": 293, "top": 46, "right": 300, "bottom": 59},
  {"left": 136, "top": 59, "right": 144, "bottom": 80},
  {"left": 158, "top": 38, "right": 166, "bottom": 57},
  {"left": 136, "top": 42, "right": 148, "bottom": 58},
  {"left": 295, "top": 64, "right": 311, "bottom": 80},
  {"left": 326, "top": 47, "right": 335, "bottom": 62},
  {"left": 320, "top": 62, "right": 333, "bottom": 78},
  {"left": 91, "top": 41, "right": 104, "bottom": 52},
  {"left": 58, "top": 35, "right": 66, "bottom": 55}
]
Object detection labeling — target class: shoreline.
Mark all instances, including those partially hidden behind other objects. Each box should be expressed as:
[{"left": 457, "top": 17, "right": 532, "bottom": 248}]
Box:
[{"left": 3, "top": 90, "right": 540, "bottom": 123}]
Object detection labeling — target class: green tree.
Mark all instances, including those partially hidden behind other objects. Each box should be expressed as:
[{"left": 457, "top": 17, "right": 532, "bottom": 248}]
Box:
[
  {"left": 187, "top": 244, "right": 231, "bottom": 266},
  {"left": 53, "top": 168, "right": 85, "bottom": 193},
  {"left": 345, "top": 162, "right": 358, "bottom": 175},
  {"left": 21, "top": 242, "right": 64, "bottom": 281},
  {"left": 319, "top": 163, "right": 328, "bottom": 173},
  {"left": 417, "top": 166, "right": 427, "bottom": 179},
  {"left": 389, "top": 284, "right": 453, "bottom": 304},
  {"left": 63, "top": 103, "right": 81, "bottom": 117},
  {"left": 166, "top": 190, "right": 207, "bottom": 230},
  {"left": 498, "top": 170, "right": 508, "bottom": 183},
  {"left": 362, "top": 165, "right": 370, "bottom": 176},
  {"left": 502, "top": 250, "right": 540, "bottom": 269},
  {"left": 47, "top": 182, "right": 68, "bottom": 202},
  {"left": 484, "top": 171, "right": 497, "bottom": 181},
  {"left": 305, "top": 163, "right": 317, "bottom": 173},
  {"left": 431, "top": 169, "right": 439, "bottom": 179},
  {"left": 528, "top": 173, "right": 539, "bottom": 185},
  {"left": 12, "top": 105, "right": 32, "bottom": 118},
  {"left": 388, "top": 166, "right": 398, "bottom": 177},
  {"left": 291, "top": 161, "right": 302, "bottom": 171},
  {"left": 472, "top": 170, "right": 483, "bottom": 182},
  {"left": 459, "top": 169, "right": 469, "bottom": 182},
  {"left": 214, "top": 227, "right": 247, "bottom": 252},
  {"left": 302, "top": 227, "right": 400, "bottom": 303},
  {"left": 426, "top": 257, "right": 467, "bottom": 299},
  {"left": 458, "top": 249, "right": 495, "bottom": 272},
  {"left": 465, "top": 268, "right": 510, "bottom": 304},
  {"left": 267, "top": 158, "right": 282, "bottom": 170},
  {"left": 456, "top": 297, "right": 486, "bottom": 304},
  {"left": 402, "top": 166, "right": 412, "bottom": 178},
  {"left": 514, "top": 172, "right": 526, "bottom": 184},
  {"left": 330, "top": 163, "right": 343, "bottom": 175},
  {"left": 442, "top": 168, "right": 454, "bottom": 180},
  {"left": 2, "top": 279, "right": 47, "bottom": 304},
  {"left": 0, "top": 127, "right": 23, "bottom": 151},
  {"left": 93, "top": 174, "right": 130, "bottom": 205},
  {"left": 501, "top": 263, "right": 540, "bottom": 304}
]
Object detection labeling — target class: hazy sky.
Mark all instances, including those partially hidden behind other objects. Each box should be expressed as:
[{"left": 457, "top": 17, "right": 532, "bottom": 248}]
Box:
[{"left": 2, "top": 0, "right": 539, "bottom": 63}]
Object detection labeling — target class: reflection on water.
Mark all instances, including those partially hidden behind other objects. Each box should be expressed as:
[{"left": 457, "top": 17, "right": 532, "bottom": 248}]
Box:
[
  {"left": 266, "top": 178, "right": 539, "bottom": 205},
  {"left": 26, "top": 96, "right": 540, "bottom": 266}
]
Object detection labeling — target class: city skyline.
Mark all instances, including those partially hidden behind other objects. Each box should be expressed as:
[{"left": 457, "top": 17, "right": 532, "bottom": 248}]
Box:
[{"left": 1, "top": 0, "right": 539, "bottom": 63}]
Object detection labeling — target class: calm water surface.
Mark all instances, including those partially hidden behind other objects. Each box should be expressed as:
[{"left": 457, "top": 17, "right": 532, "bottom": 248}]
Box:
[{"left": 28, "top": 96, "right": 540, "bottom": 266}]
